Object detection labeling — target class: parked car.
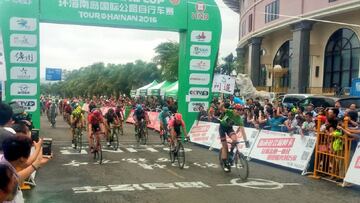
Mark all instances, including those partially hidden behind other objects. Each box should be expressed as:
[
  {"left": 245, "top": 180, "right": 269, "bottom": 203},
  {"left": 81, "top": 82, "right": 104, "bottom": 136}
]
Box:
[
  {"left": 282, "top": 94, "right": 313, "bottom": 108},
  {"left": 296, "top": 96, "right": 339, "bottom": 109},
  {"left": 337, "top": 96, "right": 360, "bottom": 109}
]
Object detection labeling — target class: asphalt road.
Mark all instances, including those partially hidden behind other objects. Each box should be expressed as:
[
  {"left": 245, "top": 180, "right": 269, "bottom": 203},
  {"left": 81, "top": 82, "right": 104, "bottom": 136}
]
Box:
[{"left": 23, "top": 115, "right": 360, "bottom": 203}]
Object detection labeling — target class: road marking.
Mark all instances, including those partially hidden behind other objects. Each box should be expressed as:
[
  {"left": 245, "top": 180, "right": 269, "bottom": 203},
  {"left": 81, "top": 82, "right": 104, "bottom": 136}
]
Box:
[
  {"left": 217, "top": 178, "right": 301, "bottom": 190},
  {"left": 72, "top": 181, "right": 210, "bottom": 193},
  {"left": 60, "top": 149, "right": 88, "bottom": 155},
  {"left": 102, "top": 148, "right": 124, "bottom": 153},
  {"left": 125, "top": 148, "right": 138, "bottom": 153},
  {"left": 163, "top": 147, "right": 192, "bottom": 152}
]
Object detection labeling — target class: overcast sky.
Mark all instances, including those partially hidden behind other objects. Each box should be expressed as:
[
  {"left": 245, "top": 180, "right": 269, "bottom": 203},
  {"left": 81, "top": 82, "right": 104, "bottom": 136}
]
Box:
[{"left": 39, "top": 0, "right": 239, "bottom": 77}]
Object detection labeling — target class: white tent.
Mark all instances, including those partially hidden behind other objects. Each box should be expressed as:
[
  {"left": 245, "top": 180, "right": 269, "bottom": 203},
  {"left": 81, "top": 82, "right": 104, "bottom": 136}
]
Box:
[{"left": 136, "top": 80, "right": 158, "bottom": 96}]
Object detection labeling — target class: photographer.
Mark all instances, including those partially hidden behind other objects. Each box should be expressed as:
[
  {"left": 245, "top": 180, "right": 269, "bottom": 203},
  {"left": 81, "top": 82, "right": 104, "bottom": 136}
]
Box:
[
  {"left": 0, "top": 102, "right": 15, "bottom": 134},
  {"left": 1, "top": 136, "right": 51, "bottom": 202},
  {"left": 0, "top": 164, "right": 18, "bottom": 202}
]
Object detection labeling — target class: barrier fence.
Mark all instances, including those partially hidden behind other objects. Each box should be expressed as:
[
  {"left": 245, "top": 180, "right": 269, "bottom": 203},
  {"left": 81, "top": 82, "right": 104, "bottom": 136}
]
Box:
[
  {"left": 311, "top": 117, "right": 355, "bottom": 185},
  {"left": 124, "top": 112, "right": 360, "bottom": 187}
]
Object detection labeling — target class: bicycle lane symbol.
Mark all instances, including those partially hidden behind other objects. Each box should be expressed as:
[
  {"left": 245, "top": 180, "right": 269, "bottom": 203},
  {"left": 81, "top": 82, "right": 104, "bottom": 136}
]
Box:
[{"left": 217, "top": 178, "right": 300, "bottom": 190}]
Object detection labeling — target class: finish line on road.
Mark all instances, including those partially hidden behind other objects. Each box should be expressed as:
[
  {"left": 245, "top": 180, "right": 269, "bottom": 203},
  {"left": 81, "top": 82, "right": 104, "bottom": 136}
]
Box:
[{"left": 72, "top": 178, "right": 301, "bottom": 194}]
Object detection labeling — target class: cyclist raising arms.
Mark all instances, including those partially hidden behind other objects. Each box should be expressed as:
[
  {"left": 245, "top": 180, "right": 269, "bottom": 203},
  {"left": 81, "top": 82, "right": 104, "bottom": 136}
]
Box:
[
  {"left": 133, "top": 104, "right": 150, "bottom": 135},
  {"left": 87, "top": 109, "right": 106, "bottom": 153},
  {"left": 168, "top": 113, "right": 189, "bottom": 150},
  {"left": 219, "top": 104, "right": 250, "bottom": 172},
  {"left": 70, "top": 105, "right": 86, "bottom": 148}
]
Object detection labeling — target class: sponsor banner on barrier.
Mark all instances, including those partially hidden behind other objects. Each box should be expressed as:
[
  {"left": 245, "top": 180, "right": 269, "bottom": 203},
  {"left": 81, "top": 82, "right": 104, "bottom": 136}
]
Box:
[
  {"left": 188, "top": 121, "right": 259, "bottom": 157},
  {"left": 344, "top": 142, "right": 360, "bottom": 186},
  {"left": 189, "top": 121, "right": 217, "bottom": 146},
  {"left": 250, "top": 130, "right": 316, "bottom": 171},
  {"left": 188, "top": 121, "right": 316, "bottom": 172}
]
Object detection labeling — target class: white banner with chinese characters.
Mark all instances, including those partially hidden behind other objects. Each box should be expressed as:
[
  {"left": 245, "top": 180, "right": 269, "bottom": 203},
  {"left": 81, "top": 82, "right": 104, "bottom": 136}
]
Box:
[
  {"left": 188, "top": 121, "right": 259, "bottom": 157},
  {"left": 188, "top": 121, "right": 316, "bottom": 172},
  {"left": 0, "top": 30, "right": 6, "bottom": 81},
  {"left": 250, "top": 130, "right": 316, "bottom": 171},
  {"left": 344, "top": 142, "right": 360, "bottom": 186},
  {"left": 211, "top": 74, "right": 235, "bottom": 94}
]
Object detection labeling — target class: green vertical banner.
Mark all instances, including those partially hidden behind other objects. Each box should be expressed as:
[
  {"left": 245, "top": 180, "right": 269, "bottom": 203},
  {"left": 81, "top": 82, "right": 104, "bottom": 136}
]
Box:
[
  {"left": 178, "top": 1, "right": 222, "bottom": 131},
  {"left": 0, "top": 0, "right": 222, "bottom": 131},
  {"left": 0, "top": 0, "right": 41, "bottom": 128}
]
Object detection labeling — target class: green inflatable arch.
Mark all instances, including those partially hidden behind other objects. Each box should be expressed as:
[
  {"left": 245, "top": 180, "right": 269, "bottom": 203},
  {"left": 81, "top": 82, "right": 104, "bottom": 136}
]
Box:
[{"left": 0, "top": 0, "right": 222, "bottom": 131}]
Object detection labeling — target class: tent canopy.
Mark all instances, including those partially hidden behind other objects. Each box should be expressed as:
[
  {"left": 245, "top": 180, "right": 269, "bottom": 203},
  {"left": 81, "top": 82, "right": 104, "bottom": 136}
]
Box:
[
  {"left": 164, "top": 81, "right": 178, "bottom": 98},
  {"left": 136, "top": 80, "right": 158, "bottom": 96},
  {"left": 147, "top": 81, "right": 172, "bottom": 96}
]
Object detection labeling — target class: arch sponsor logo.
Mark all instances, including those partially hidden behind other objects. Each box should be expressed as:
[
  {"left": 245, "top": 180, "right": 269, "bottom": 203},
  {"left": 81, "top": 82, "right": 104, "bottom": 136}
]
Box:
[
  {"left": 10, "top": 34, "right": 37, "bottom": 47},
  {"left": 11, "top": 99, "right": 37, "bottom": 112},
  {"left": 10, "top": 50, "right": 37, "bottom": 64},
  {"left": 192, "top": 1, "right": 208, "bottom": 21},
  {"left": 10, "top": 66, "right": 37, "bottom": 80},
  {"left": 191, "top": 31, "right": 212, "bottom": 43},
  {"left": 10, "top": 83, "right": 37, "bottom": 96},
  {"left": 189, "top": 73, "right": 210, "bottom": 85},
  {"left": 188, "top": 101, "right": 208, "bottom": 112},
  {"left": 190, "top": 59, "right": 210, "bottom": 71},
  {"left": 190, "top": 45, "right": 211, "bottom": 57},
  {"left": 10, "top": 17, "right": 37, "bottom": 31},
  {"left": 189, "top": 87, "right": 209, "bottom": 99},
  {"left": 169, "top": 0, "right": 181, "bottom": 5}
]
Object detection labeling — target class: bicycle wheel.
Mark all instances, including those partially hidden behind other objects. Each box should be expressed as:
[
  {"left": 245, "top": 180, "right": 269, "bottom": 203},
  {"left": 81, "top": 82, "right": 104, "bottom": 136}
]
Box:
[
  {"left": 93, "top": 135, "right": 103, "bottom": 164},
  {"left": 177, "top": 142, "right": 185, "bottom": 169},
  {"left": 111, "top": 130, "right": 119, "bottom": 150},
  {"left": 120, "top": 125, "right": 124, "bottom": 136},
  {"left": 234, "top": 152, "right": 249, "bottom": 180},
  {"left": 169, "top": 143, "right": 175, "bottom": 163},
  {"left": 76, "top": 129, "right": 82, "bottom": 153},
  {"left": 218, "top": 148, "right": 225, "bottom": 171},
  {"left": 140, "top": 128, "right": 147, "bottom": 145}
]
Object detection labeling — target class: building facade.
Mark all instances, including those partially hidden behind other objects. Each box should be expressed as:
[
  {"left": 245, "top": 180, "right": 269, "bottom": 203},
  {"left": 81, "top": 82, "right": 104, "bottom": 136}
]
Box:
[{"left": 223, "top": 0, "right": 360, "bottom": 93}]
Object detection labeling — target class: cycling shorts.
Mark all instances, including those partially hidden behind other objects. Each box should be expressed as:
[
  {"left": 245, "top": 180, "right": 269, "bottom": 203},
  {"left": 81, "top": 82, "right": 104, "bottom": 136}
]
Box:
[{"left": 219, "top": 124, "right": 235, "bottom": 142}]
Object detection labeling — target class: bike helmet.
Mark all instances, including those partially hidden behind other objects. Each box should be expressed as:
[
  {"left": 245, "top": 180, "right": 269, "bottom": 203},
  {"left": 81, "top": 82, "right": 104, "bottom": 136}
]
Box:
[
  {"left": 234, "top": 104, "right": 243, "bottom": 110},
  {"left": 162, "top": 106, "right": 169, "bottom": 112},
  {"left": 92, "top": 109, "right": 101, "bottom": 117},
  {"left": 174, "top": 113, "right": 182, "bottom": 120},
  {"left": 136, "top": 104, "right": 143, "bottom": 111}
]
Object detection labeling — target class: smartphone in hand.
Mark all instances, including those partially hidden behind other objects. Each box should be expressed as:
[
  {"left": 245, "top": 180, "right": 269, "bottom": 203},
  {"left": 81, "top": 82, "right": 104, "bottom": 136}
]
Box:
[
  {"left": 42, "top": 138, "right": 52, "bottom": 157},
  {"left": 31, "top": 129, "right": 40, "bottom": 142}
]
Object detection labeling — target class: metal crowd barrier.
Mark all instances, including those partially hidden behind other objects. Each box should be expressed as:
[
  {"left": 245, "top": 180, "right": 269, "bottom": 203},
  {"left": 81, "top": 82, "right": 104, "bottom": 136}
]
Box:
[{"left": 311, "top": 117, "right": 355, "bottom": 184}]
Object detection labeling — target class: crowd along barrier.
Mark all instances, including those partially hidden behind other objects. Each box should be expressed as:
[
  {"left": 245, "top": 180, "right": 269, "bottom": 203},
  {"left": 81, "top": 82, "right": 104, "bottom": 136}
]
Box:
[
  {"left": 188, "top": 121, "right": 316, "bottom": 173},
  {"left": 344, "top": 142, "right": 360, "bottom": 185},
  {"left": 310, "top": 117, "right": 355, "bottom": 186}
]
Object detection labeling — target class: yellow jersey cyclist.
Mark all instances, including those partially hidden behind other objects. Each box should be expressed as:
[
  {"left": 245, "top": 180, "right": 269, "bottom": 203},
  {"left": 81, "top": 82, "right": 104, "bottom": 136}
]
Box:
[
  {"left": 70, "top": 105, "right": 86, "bottom": 148},
  {"left": 219, "top": 104, "right": 250, "bottom": 172}
]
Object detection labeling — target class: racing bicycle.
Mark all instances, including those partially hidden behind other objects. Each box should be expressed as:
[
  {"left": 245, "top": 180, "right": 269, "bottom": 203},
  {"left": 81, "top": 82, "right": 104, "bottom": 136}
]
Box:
[
  {"left": 109, "top": 123, "right": 120, "bottom": 150},
  {"left": 74, "top": 126, "right": 83, "bottom": 153},
  {"left": 169, "top": 136, "right": 188, "bottom": 169},
  {"left": 136, "top": 119, "right": 148, "bottom": 145},
  {"left": 219, "top": 141, "right": 249, "bottom": 180},
  {"left": 91, "top": 131, "right": 103, "bottom": 164}
]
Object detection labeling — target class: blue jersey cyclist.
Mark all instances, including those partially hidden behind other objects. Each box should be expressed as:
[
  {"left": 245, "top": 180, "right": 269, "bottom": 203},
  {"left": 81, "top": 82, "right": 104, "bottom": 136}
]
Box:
[{"left": 133, "top": 104, "right": 150, "bottom": 133}]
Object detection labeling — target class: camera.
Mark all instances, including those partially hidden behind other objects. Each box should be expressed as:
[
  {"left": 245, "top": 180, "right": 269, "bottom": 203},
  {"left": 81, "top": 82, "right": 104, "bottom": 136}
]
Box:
[{"left": 42, "top": 138, "right": 52, "bottom": 157}]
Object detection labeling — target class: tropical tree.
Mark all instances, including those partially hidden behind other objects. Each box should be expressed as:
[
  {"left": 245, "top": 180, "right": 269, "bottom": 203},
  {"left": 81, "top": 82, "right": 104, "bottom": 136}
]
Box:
[{"left": 153, "top": 41, "right": 179, "bottom": 82}]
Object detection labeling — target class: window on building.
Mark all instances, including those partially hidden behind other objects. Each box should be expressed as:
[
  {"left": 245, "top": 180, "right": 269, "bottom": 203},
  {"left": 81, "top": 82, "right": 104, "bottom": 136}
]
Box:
[
  {"left": 265, "top": 0, "right": 279, "bottom": 23},
  {"left": 248, "top": 14, "right": 253, "bottom": 32},
  {"left": 324, "top": 28, "right": 360, "bottom": 88},
  {"left": 241, "top": 21, "right": 246, "bottom": 37},
  {"left": 273, "top": 40, "right": 292, "bottom": 87}
]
